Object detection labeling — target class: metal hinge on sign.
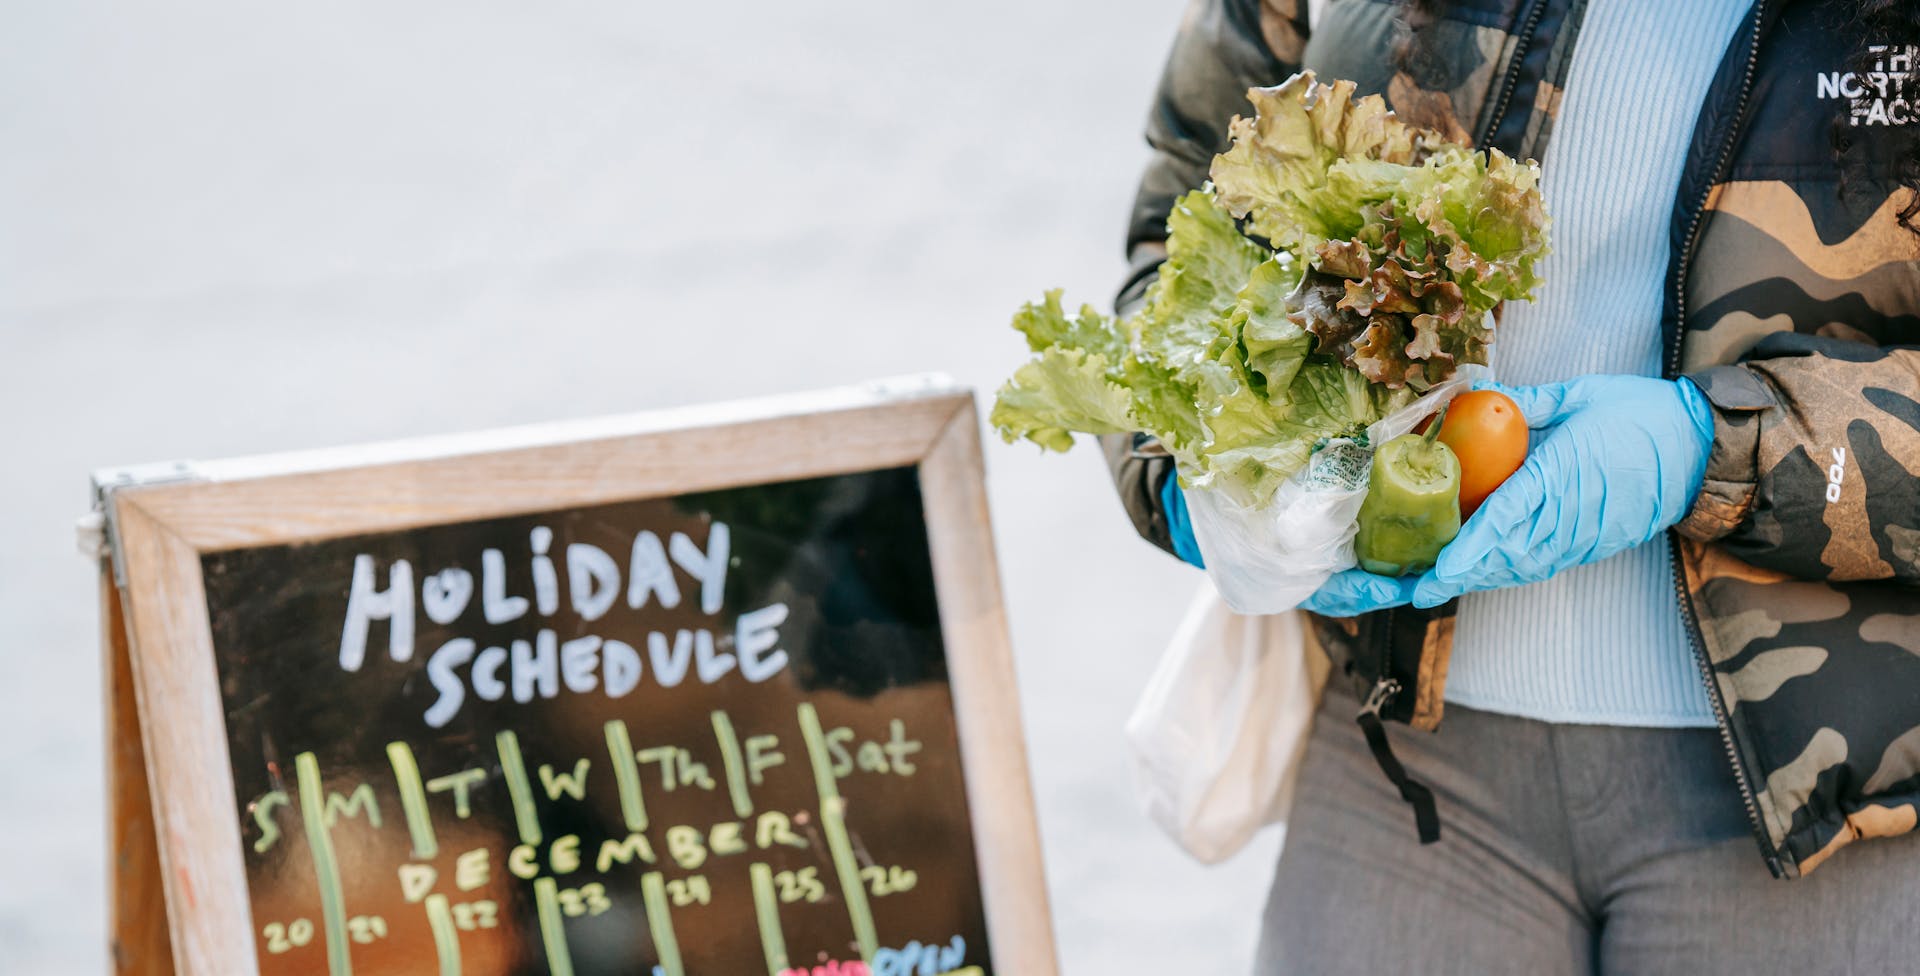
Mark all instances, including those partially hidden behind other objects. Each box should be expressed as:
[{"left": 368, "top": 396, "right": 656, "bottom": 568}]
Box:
[{"left": 84, "top": 459, "right": 204, "bottom": 588}]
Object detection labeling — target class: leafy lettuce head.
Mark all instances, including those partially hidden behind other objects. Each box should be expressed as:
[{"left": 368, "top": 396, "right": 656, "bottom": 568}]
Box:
[{"left": 992, "top": 71, "right": 1550, "bottom": 508}]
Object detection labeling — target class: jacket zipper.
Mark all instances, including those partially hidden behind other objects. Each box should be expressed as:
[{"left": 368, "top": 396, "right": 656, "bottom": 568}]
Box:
[
  {"left": 1665, "top": 0, "right": 1786, "bottom": 878},
  {"left": 1475, "top": 0, "right": 1550, "bottom": 147}
]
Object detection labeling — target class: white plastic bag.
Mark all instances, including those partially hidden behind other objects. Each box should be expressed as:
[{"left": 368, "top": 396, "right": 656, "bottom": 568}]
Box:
[
  {"left": 1125, "top": 579, "right": 1331, "bottom": 863},
  {"left": 1188, "top": 364, "right": 1489, "bottom": 614}
]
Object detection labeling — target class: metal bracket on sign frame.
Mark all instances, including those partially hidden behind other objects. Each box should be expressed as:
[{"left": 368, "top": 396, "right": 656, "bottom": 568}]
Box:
[{"left": 85, "top": 459, "right": 205, "bottom": 588}]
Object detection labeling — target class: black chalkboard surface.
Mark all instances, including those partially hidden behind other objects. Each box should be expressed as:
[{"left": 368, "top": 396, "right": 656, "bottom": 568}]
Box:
[
  {"left": 203, "top": 467, "right": 989, "bottom": 975},
  {"left": 98, "top": 381, "right": 1054, "bottom": 976}
]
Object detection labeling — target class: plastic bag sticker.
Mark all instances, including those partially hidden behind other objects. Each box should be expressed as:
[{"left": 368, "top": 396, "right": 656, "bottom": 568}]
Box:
[
  {"left": 1188, "top": 364, "right": 1489, "bottom": 615},
  {"left": 1304, "top": 439, "right": 1370, "bottom": 492}
]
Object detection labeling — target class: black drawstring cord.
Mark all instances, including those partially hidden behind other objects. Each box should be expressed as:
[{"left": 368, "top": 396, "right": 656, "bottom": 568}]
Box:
[{"left": 1357, "top": 678, "right": 1441, "bottom": 844}]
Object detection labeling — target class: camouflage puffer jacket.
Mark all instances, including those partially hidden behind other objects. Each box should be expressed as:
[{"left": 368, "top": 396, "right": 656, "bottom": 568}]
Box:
[{"left": 1105, "top": 0, "right": 1919, "bottom": 878}]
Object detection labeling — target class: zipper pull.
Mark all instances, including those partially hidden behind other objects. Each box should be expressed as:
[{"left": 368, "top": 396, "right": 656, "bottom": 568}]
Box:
[
  {"left": 1360, "top": 677, "right": 1401, "bottom": 718},
  {"left": 1354, "top": 676, "right": 1441, "bottom": 844}
]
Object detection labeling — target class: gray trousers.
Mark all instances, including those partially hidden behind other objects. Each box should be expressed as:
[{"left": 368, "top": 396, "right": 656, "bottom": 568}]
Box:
[{"left": 1257, "top": 680, "right": 1920, "bottom": 974}]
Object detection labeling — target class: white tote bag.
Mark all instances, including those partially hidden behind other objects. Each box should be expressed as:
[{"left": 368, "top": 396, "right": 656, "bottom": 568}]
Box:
[{"left": 1125, "top": 579, "right": 1331, "bottom": 864}]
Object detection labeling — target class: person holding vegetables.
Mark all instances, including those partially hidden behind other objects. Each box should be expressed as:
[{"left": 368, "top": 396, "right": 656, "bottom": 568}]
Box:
[{"left": 1099, "top": 0, "right": 1919, "bottom": 972}]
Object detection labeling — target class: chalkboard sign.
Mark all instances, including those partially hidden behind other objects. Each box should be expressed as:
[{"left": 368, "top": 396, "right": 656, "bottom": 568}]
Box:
[{"left": 96, "top": 378, "right": 1055, "bottom": 976}]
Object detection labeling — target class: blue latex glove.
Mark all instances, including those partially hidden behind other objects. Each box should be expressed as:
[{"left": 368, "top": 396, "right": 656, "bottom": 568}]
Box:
[
  {"left": 1406, "top": 374, "right": 1715, "bottom": 608},
  {"left": 1298, "top": 375, "right": 1713, "bottom": 616},
  {"left": 1162, "top": 474, "right": 1206, "bottom": 568},
  {"left": 1300, "top": 567, "right": 1419, "bottom": 616}
]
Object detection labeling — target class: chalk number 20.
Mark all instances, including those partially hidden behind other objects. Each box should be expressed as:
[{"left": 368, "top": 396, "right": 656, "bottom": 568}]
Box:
[{"left": 262, "top": 919, "right": 314, "bottom": 954}]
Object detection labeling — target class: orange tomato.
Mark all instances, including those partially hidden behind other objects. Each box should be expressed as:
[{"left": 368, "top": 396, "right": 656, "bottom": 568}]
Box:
[{"left": 1435, "top": 389, "right": 1528, "bottom": 518}]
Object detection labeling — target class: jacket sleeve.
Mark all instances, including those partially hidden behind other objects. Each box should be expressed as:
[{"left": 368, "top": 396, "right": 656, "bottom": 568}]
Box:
[
  {"left": 1678, "top": 332, "right": 1920, "bottom": 583},
  {"left": 1106, "top": 0, "right": 1309, "bottom": 553}
]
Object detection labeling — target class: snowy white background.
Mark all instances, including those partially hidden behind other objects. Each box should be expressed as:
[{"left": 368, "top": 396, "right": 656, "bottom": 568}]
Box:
[{"left": 1, "top": 1, "right": 1295, "bottom": 970}]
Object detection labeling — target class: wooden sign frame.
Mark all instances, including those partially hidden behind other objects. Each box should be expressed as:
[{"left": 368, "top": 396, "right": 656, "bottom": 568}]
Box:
[{"left": 98, "top": 375, "right": 1058, "bottom": 976}]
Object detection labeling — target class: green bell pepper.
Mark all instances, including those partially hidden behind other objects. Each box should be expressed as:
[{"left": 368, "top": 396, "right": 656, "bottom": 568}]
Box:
[{"left": 1355, "top": 411, "right": 1462, "bottom": 576}]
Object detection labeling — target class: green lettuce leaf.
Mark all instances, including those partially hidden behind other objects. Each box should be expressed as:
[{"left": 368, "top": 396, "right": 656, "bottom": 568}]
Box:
[
  {"left": 1231, "top": 257, "right": 1311, "bottom": 394},
  {"left": 1400, "top": 148, "right": 1550, "bottom": 309},
  {"left": 990, "top": 293, "right": 1134, "bottom": 452},
  {"left": 990, "top": 345, "right": 1134, "bottom": 453},
  {"left": 1283, "top": 359, "right": 1395, "bottom": 434},
  {"left": 1010, "top": 288, "right": 1128, "bottom": 363},
  {"left": 1209, "top": 72, "right": 1438, "bottom": 253},
  {"left": 1192, "top": 358, "right": 1401, "bottom": 507},
  {"left": 1120, "top": 356, "right": 1208, "bottom": 455},
  {"left": 1182, "top": 338, "right": 1317, "bottom": 504},
  {"left": 1134, "top": 189, "right": 1269, "bottom": 383}
]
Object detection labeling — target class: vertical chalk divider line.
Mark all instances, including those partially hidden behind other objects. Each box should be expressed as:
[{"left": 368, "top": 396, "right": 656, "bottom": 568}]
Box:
[
  {"left": 494, "top": 730, "right": 543, "bottom": 846},
  {"left": 640, "top": 872, "right": 685, "bottom": 976},
  {"left": 611, "top": 720, "right": 686, "bottom": 975},
  {"left": 711, "top": 709, "right": 755, "bottom": 819},
  {"left": 294, "top": 751, "right": 353, "bottom": 976},
  {"left": 423, "top": 894, "right": 461, "bottom": 976},
  {"left": 795, "top": 702, "right": 878, "bottom": 961},
  {"left": 748, "top": 862, "right": 790, "bottom": 976},
  {"left": 498, "top": 729, "right": 577, "bottom": 973},
  {"left": 532, "top": 878, "right": 576, "bottom": 976},
  {"left": 385, "top": 741, "right": 438, "bottom": 859},
  {"left": 605, "top": 720, "right": 649, "bottom": 832},
  {"left": 393, "top": 738, "right": 455, "bottom": 976}
]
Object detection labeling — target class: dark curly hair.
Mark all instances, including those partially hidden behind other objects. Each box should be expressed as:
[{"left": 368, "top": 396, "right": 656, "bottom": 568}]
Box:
[{"left": 1394, "top": 0, "right": 1920, "bottom": 237}]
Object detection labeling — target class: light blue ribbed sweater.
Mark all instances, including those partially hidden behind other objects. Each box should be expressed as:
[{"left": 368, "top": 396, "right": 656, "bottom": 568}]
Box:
[{"left": 1446, "top": 0, "right": 1753, "bottom": 727}]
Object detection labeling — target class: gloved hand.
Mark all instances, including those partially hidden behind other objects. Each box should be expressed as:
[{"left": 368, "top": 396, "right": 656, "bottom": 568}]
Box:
[
  {"left": 1165, "top": 374, "right": 1713, "bottom": 615},
  {"left": 1406, "top": 374, "right": 1715, "bottom": 608},
  {"left": 1299, "top": 567, "right": 1418, "bottom": 616}
]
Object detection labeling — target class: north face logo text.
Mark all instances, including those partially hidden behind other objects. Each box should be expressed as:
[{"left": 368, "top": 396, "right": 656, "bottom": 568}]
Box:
[{"left": 1816, "top": 45, "right": 1917, "bottom": 127}]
